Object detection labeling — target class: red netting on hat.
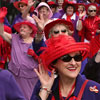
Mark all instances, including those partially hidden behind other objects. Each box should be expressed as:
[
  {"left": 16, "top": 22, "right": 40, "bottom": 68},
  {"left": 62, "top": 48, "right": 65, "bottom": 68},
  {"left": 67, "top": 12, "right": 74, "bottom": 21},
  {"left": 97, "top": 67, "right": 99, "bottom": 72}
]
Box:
[{"left": 39, "top": 35, "right": 90, "bottom": 71}]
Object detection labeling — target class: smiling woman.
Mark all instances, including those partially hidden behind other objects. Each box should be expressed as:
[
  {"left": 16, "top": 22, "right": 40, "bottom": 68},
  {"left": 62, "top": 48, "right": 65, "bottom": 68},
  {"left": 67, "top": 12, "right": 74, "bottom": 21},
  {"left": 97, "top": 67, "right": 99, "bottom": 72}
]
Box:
[{"left": 30, "top": 35, "right": 100, "bottom": 100}]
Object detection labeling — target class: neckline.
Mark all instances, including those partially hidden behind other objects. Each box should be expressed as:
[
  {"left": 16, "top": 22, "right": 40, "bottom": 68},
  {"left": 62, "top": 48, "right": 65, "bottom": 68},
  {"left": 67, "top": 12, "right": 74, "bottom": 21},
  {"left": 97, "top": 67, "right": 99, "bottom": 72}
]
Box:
[{"left": 59, "top": 80, "right": 76, "bottom": 100}]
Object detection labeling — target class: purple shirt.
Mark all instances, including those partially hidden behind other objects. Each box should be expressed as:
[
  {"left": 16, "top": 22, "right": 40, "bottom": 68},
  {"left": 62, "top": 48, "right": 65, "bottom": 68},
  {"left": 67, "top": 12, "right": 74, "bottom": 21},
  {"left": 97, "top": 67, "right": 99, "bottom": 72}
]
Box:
[
  {"left": 0, "top": 69, "right": 26, "bottom": 100},
  {"left": 8, "top": 34, "right": 38, "bottom": 78}
]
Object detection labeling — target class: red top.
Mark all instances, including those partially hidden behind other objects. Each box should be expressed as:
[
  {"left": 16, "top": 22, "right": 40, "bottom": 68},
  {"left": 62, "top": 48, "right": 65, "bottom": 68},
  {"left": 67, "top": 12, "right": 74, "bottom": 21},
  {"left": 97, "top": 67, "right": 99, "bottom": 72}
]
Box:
[{"left": 83, "top": 16, "right": 100, "bottom": 41}]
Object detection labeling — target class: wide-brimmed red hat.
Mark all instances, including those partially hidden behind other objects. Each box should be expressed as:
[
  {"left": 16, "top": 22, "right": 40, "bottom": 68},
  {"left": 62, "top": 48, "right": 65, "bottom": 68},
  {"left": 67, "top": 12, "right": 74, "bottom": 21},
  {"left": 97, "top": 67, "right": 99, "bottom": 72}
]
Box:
[
  {"left": 62, "top": 0, "right": 77, "bottom": 12},
  {"left": 47, "top": 1, "right": 58, "bottom": 7},
  {"left": 13, "top": 21, "right": 37, "bottom": 37},
  {"left": 39, "top": 35, "right": 90, "bottom": 71},
  {"left": 44, "top": 19, "right": 74, "bottom": 39},
  {"left": 13, "top": 0, "right": 34, "bottom": 12},
  {"left": 86, "top": 3, "right": 98, "bottom": 13}
]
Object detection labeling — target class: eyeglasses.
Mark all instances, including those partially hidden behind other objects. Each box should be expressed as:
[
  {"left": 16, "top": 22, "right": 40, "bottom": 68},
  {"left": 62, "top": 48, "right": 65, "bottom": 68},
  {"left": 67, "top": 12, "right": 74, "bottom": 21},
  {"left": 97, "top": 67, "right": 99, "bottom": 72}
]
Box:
[
  {"left": 53, "top": 29, "right": 68, "bottom": 34},
  {"left": 88, "top": 10, "right": 96, "bottom": 12},
  {"left": 60, "top": 54, "right": 82, "bottom": 62}
]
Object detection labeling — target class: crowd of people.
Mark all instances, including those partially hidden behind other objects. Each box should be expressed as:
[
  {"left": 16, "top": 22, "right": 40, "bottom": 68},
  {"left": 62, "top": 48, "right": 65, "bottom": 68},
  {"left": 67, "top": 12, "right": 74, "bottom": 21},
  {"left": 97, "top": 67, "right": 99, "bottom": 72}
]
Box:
[{"left": 0, "top": 0, "right": 100, "bottom": 100}]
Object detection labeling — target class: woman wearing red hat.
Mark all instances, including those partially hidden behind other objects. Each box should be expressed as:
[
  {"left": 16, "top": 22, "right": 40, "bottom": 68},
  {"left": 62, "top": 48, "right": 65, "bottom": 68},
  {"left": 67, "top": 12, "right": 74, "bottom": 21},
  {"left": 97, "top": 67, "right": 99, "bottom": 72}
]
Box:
[
  {"left": 61, "top": 0, "right": 82, "bottom": 42},
  {"left": 31, "top": 35, "right": 100, "bottom": 100},
  {"left": 12, "top": 0, "right": 35, "bottom": 33},
  {"left": 27, "top": 19, "right": 74, "bottom": 56},
  {"left": 0, "top": 7, "right": 39, "bottom": 100},
  {"left": 81, "top": 3, "right": 100, "bottom": 42},
  {"left": 0, "top": 7, "right": 12, "bottom": 69}
]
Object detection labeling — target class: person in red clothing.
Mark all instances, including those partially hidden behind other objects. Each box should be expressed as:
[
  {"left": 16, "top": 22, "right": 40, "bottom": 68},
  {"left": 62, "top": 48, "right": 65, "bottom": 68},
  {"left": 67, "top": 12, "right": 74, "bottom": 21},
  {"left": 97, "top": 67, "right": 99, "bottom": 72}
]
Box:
[
  {"left": 81, "top": 3, "right": 100, "bottom": 42},
  {"left": 0, "top": 7, "right": 12, "bottom": 69}
]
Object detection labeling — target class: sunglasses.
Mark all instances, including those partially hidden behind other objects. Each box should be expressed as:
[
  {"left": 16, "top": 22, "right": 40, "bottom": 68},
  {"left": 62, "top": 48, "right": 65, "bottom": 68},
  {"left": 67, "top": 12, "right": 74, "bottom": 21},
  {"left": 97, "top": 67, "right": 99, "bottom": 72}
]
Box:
[
  {"left": 18, "top": 4, "right": 26, "bottom": 8},
  {"left": 53, "top": 29, "right": 68, "bottom": 34},
  {"left": 88, "top": 10, "right": 96, "bottom": 12},
  {"left": 60, "top": 54, "right": 82, "bottom": 62}
]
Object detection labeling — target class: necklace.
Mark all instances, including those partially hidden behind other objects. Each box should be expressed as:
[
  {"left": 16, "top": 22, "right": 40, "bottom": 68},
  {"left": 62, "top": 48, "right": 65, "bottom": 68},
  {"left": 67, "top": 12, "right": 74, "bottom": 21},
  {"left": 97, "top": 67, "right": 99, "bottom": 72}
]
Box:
[{"left": 59, "top": 80, "right": 76, "bottom": 100}]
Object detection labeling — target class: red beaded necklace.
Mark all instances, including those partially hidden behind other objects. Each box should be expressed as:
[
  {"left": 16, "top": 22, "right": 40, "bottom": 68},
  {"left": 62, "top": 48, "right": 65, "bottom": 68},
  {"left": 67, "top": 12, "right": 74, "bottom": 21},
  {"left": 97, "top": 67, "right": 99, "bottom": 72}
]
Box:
[{"left": 59, "top": 80, "right": 76, "bottom": 100}]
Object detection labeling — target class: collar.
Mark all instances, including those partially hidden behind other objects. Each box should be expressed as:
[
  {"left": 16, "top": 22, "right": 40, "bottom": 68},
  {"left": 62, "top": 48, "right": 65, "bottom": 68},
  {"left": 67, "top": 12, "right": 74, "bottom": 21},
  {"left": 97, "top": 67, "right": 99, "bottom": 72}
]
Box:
[{"left": 62, "top": 13, "right": 76, "bottom": 20}]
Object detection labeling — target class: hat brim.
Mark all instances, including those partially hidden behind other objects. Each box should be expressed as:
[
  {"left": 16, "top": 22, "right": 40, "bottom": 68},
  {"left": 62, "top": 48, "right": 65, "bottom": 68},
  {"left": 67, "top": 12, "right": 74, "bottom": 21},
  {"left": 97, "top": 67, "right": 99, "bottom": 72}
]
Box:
[
  {"left": 44, "top": 19, "right": 74, "bottom": 39},
  {"left": 62, "top": 1, "right": 77, "bottom": 12},
  {"left": 13, "top": 1, "right": 27, "bottom": 11},
  {"left": 13, "top": 21, "right": 37, "bottom": 36},
  {"left": 40, "top": 39, "right": 90, "bottom": 71}
]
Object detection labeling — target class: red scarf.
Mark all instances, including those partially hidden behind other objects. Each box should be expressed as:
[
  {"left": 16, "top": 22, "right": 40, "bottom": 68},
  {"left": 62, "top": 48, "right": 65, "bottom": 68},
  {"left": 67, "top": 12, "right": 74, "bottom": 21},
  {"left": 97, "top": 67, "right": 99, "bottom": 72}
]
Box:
[{"left": 66, "top": 14, "right": 73, "bottom": 22}]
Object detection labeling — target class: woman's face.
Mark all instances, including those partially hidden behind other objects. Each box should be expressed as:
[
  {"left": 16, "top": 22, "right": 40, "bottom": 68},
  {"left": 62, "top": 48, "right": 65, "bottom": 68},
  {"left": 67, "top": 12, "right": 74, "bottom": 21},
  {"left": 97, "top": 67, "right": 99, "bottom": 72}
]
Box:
[
  {"left": 88, "top": 6, "right": 97, "bottom": 17},
  {"left": 78, "top": 5, "right": 85, "bottom": 13},
  {"left": 49, "top": 24, "right": 69, "bottom": 38},
  {"left": 58, "top": 0, "right": 64, "bottom": 7},
  {"left": 38, "top": 6, "right": 50, "bottom": 18},
  {"left": 66, "top": 6, "right": 74, "bottom": 15},
  {"left": 53, "top": 51, "right": 81, "bottom": 79},
  {"left": 18, "top": 3, "right": 27, "bottom": 13},
  {"left": 20, "top": 24, "right": 32, "bottom": 37}
]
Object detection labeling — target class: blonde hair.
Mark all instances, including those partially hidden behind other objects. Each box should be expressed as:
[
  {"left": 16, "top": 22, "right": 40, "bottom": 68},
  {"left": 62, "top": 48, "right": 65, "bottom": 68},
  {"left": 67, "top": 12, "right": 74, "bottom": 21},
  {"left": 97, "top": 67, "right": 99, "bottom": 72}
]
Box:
[
  {"left": 88, "top": 5, "right": 96, "bottom": 10},
  {"left": 49, "top": 24, "right": 70, "bottom": 38}
]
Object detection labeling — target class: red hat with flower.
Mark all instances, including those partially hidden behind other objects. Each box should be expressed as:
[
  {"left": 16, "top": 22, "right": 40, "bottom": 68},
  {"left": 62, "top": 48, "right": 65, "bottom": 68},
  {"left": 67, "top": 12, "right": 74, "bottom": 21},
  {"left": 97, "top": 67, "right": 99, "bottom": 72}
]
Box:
[
  {"left": 39, "top": 35, "right": 90, "bottom": 71},
  {"left": 13, "top": 0, "right": 34, "bottom": 12},
  {"left": 13, "top": 21, "right": 37, "bottom": 37},
  {"left": 44, "top": 19, "right": 74, "bottom": 39}
]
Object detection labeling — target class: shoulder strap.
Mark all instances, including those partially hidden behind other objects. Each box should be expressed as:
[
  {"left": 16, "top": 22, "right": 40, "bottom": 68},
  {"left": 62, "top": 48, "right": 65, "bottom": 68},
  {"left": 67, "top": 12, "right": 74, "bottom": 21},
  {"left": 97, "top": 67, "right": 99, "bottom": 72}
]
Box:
[{"left": 77, "top": 80, "right": 89, "bottom": 100}]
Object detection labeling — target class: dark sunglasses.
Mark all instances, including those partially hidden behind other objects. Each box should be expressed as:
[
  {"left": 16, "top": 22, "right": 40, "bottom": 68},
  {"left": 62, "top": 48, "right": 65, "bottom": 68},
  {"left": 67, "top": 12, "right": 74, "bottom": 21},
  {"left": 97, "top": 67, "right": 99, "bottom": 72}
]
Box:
[
  {"left": 88, "top": 10, "right": 96, "bottom": 12},
  {"left": 18, "top": 4, "right": 26, "bottom": 8},
  {"left": 53, "top": 29, "right": 68, "bottom": 34},
  {"left": 60, "top": 54, "right": 82, "bottom": 62}
]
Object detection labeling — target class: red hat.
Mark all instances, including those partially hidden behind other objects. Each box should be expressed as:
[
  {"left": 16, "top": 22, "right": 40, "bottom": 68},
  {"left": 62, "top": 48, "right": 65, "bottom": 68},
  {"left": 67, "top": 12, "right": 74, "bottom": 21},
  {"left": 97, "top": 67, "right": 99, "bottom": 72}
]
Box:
[
  {"left": 13, "top": 0, "right": 34, "bottom": 12},
  {"left": 44, "top": 19, "right": 74, "bottom": 39},
  {"left": 0, "top": 7, "right": 7, "bottom": 23},
  {"left": 62, "top": 0, "right": 77, "bottom": 12},
  {"left": 39, "top": 35, "right": 90, "bottom": 71},
  {"left": 76, "top": 3, "right": 86, "bottom": 11},
  {"left": 4, "top": 25, "right": 12, "bottom": 33},
  {"left": 86, "top": 3, "right": 98, "bottom": 13},
  {"left": 13, "top": 21, "right": 37, "bottom": 37},
  {"left": 47, "top": 1, "right": 58, "bottom": 7}
]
